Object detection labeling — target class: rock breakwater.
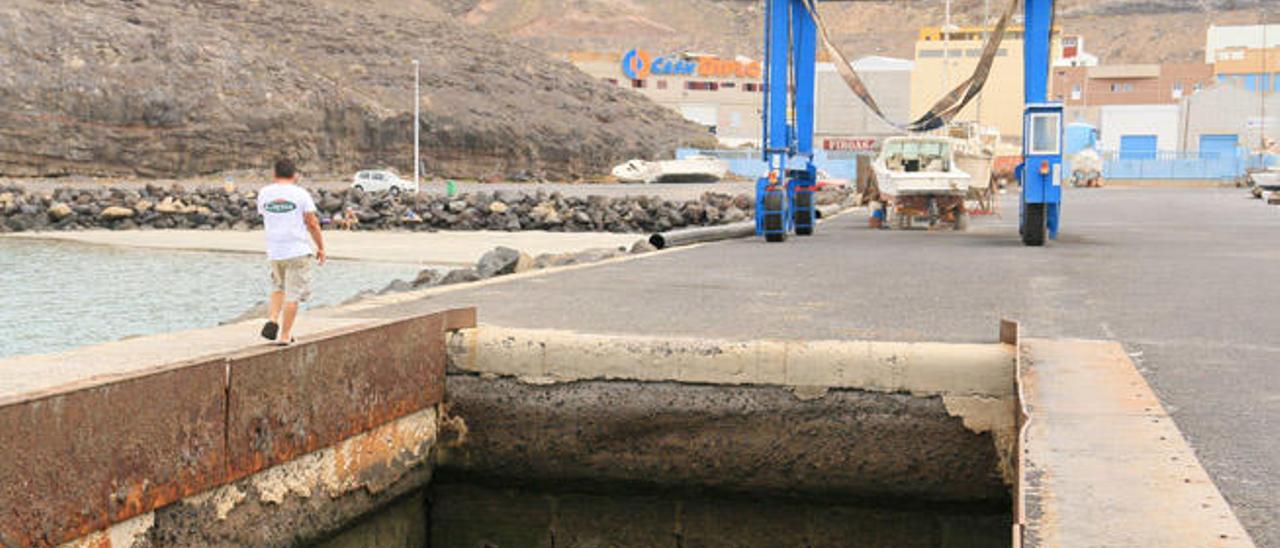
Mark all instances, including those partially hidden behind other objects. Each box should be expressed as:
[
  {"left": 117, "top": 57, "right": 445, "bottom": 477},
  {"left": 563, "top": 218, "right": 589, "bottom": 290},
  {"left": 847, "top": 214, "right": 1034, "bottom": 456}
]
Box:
[{"left": 0, "top": 185, "right": 851, "bottom": 234}]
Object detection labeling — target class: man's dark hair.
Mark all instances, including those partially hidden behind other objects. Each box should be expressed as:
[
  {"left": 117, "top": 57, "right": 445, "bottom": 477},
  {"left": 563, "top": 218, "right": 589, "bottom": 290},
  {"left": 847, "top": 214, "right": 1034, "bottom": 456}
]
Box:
[{"left": 274, "top": 158, "right": 297, "bottom": 179}]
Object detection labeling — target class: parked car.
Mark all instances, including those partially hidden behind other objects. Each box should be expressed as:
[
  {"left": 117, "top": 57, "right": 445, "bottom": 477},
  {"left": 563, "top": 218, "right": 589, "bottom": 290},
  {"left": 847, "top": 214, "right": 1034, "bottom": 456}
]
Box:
[{"left": 351, "top": 170, "right": 418, "bottom": 194}]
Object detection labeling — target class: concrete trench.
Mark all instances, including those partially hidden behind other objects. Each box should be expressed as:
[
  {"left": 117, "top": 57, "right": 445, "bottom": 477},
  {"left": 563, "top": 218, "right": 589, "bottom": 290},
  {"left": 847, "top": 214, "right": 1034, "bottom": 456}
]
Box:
[{"left": 405, "top": 326, "right": 1020, "bottom": 546}]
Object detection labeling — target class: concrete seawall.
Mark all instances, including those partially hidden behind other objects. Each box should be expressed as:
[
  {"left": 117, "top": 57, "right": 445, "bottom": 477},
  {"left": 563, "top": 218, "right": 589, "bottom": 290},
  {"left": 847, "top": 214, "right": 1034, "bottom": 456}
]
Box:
[{"left": 0, "top": 308, "right": 475, "bottom": 547}]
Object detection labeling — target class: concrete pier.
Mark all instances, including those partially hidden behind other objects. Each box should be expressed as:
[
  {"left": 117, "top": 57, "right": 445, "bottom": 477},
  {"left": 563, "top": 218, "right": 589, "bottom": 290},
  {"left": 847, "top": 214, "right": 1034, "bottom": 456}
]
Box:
[{"left": 0, "top": 187, "right": 1271, "bottom": 546}]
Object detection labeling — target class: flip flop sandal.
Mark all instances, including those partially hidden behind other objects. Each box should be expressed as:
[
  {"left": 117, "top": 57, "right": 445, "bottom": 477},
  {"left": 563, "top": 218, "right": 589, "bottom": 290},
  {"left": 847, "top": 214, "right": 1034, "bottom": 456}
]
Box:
[
  {"left": 261, "top": 321, "right": 279, "bottom": 341},
  {"left": 273, "top": 337, "right": 297, "bottom": 347}
]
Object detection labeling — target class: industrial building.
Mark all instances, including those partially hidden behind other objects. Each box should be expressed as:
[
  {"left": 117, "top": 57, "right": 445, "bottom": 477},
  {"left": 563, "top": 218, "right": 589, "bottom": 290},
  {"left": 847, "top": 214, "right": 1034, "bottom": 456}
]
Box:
[
  {"left": 1181, "top": 82, "right": 1280, "bottom": 155},
  {"left": 814, "top": 56, "right": 913, "bottom": 150},
  {"left": 1205, "top": 24, "right": 1280, "bottom": 64},
  {"left": 1048, "top": 63, "right": 1215, "bottom": 157},
  {"left": 568, "top": 50, "right": 912, "bottom": 149},
  {"left": 1213, "top": 46, "right": 1280, "bottom": 92},
  {"left": 566, "top": 51, "right": 765, "bottom": 147},
  {"left": 910, "top": 25, "right": 1062, "bottom": 142}
]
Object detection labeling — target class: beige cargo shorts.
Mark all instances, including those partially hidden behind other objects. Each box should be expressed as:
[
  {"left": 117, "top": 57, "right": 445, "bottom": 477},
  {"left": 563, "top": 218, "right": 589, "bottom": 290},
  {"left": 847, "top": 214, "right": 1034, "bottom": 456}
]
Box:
[{"left": 269, "top": 255, "right": 314, "bottom": 302}]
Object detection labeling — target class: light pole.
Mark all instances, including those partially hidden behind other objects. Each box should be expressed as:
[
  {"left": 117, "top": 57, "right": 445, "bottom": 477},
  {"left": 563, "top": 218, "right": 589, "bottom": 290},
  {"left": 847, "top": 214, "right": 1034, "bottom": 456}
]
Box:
[{"left": 413, "top": 59, "right": 421, "bottom": 186}]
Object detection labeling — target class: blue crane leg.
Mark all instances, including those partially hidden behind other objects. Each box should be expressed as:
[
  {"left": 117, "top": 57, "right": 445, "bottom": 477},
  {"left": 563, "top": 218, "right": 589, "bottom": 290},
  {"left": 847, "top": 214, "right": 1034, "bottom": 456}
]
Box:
[
  {"left": 757, "top": 0, "right": 795, "bottom": 240},
  {"left": 789, "top": 0, "right": 818, "bottom": 235},
  {"left": 1020, "top": 0, "right": 1063, "bottom": 244}
]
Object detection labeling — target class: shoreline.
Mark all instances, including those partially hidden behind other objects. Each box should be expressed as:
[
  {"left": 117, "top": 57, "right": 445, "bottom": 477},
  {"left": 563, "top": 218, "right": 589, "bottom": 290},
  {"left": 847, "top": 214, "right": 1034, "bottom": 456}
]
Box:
[{"left": 2, "top": 229, "right": 642, "bottom": 266}]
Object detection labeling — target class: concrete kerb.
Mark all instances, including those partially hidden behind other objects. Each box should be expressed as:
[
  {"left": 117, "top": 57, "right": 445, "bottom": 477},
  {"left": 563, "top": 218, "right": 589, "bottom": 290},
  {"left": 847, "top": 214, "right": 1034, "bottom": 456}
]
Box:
[{"left": 446, "top": 325, "right": 1014, "bottom": 398}]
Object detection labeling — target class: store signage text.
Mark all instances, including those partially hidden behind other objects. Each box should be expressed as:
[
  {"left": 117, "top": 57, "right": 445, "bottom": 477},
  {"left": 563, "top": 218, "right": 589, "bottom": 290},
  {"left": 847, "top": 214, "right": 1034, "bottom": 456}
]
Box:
[
  {"left": 622, "top": 49, "right": 762, "bottom": 80},
  {"left": 822, "top": 137, "right": 879, "bottom": 152}
]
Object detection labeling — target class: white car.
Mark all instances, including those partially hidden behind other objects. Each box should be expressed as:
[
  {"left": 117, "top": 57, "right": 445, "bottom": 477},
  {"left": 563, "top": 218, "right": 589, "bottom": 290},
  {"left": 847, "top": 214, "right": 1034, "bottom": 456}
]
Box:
[{"left": 351, "top": 170, "right": 418, "bottom": 194}]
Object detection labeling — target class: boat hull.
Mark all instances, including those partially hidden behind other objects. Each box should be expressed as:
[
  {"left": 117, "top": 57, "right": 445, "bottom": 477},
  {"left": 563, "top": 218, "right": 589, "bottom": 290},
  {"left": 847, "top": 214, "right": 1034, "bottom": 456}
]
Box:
[
  {"left": 612, "top": 157, "right": 729, "bottom": 184},
  {"left": 1251, "top": 171, "right": 1280, "bottom": 191}
]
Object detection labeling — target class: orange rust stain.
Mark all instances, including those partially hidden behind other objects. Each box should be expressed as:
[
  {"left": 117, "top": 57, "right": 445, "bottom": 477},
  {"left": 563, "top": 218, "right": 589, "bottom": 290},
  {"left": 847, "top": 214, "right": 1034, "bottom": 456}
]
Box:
[{"left": 334, "top": 423, "right": 416, "bottom": 487}]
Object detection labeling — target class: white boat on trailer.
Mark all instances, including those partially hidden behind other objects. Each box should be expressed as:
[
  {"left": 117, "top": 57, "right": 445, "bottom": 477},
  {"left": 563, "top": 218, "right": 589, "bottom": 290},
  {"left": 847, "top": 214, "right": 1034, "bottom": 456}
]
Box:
[
  {"left": 611, "top": 155, "right": 729, "bottom": 184},
  {"left": 871, "top": 136, "right": 973, "bottom": 230},
  {"left": 1251, "top": 168, "right": 1280, "bottom": 191}
]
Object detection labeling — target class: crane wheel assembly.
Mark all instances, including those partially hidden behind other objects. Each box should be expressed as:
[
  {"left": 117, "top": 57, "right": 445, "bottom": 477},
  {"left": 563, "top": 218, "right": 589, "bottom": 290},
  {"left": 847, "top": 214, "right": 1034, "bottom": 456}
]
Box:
[{"left": 754, "top": 0, "right": 1063, "bottom": 246}]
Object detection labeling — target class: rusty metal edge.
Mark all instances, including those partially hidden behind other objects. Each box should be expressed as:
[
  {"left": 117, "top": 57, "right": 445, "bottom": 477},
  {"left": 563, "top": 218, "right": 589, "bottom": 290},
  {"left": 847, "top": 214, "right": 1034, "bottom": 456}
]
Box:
[
  {"left": 0, "top": 307, "right": 475, "bottom": 548},
  {"left": 0, "top": 353, "right": 231, "bottom": 409},
  {"left": 0, "top": 357, "right": 229, "bottom": 548},
  {"left": 443, "top": 307, "right": 478, "bottom": 331},
  {"left": 1005, "top": 318, "right": 1028, "bottom": 548},
  {"left": 224, "top": 313, "right": 445, "bottom": 478}
]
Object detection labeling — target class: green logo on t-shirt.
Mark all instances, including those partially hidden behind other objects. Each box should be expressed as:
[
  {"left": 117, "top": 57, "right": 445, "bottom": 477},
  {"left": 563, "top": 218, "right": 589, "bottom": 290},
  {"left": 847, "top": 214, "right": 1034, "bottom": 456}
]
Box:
[{"left": 264, "top": 199, "right": 297, "bottom": 213}]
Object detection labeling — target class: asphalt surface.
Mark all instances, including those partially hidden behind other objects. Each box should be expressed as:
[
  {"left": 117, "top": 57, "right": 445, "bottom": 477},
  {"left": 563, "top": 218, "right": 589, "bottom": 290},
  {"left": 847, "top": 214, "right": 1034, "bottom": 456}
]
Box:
[{"left": 358, "top": 187, "right": 1280, "bottom": 545}]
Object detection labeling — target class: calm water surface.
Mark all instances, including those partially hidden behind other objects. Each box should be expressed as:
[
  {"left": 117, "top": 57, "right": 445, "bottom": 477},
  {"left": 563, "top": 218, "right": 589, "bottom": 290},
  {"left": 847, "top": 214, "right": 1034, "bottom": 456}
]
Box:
[{"left": 0, "top": 238, "right": 424, "bottom": 359}]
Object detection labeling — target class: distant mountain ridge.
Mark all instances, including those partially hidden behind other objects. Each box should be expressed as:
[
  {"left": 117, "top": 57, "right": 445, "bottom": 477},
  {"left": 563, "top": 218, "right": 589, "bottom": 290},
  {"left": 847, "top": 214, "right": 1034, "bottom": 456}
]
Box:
[{"left": 441, "top": 0, "right": 1272, "bottom": 64}]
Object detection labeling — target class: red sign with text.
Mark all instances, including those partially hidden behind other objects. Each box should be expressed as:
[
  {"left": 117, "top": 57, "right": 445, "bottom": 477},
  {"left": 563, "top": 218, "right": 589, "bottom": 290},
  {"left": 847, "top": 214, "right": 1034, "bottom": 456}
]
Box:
[{"left": 822, "top": 138, "right": 878, "bottom": 152}]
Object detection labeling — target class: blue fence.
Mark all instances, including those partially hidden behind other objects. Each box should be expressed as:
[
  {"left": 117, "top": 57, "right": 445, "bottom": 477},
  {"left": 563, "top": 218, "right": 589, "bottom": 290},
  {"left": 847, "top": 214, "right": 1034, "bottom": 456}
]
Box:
[
  {"left": 676, "top": 148, "right": 865, "bottom": 180},
  {"left": 1099, "top": 150, "right": 1280, "bottom": 181}
]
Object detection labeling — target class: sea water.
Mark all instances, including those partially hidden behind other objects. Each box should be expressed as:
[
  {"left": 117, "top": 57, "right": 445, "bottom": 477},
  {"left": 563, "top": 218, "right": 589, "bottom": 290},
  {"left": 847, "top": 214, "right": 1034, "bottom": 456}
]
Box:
[{"left": 0, "top": 238, "right": 423, "bottom": 359}]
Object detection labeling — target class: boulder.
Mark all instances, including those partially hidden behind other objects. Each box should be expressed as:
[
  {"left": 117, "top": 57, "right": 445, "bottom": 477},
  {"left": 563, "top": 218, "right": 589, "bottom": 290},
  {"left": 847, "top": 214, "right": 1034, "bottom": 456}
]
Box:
[
  {"left": 476, "top": 246, "right": 532, "bottom": 278},
  {"left": 155, "top": 197, "right": 185, "bottom": 214},
  {"left": 723, "top": 206, "right": 748, "bottom": 223},
  {"left": 488, "top": 201, "right": 510, "bottom": 214},
  {"left": 135, "top": 199, "right": 154, "bottom": 213},
  {"left": 47, "top": 202, "right": 73, "bottom": 220},
  {"left": 440, "top": 268, "right": 482, "bottom": 285},
  {"left": 412, "top": 269, "right": 442, "bottom": 288},
  {"left": 379, "top": 279, "right": 413, "bottom": 294},
  {"left": 100, "top": 206, "right": 135, "bottom": 220},
  {"left": 533, "top": 253, "right": 574, "bottom": 269}
]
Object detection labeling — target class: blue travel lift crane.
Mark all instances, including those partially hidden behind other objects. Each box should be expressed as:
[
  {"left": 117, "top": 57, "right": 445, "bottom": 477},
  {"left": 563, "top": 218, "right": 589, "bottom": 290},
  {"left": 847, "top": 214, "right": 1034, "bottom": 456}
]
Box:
[{"left": 754, "top": 0, "right": 1065, "bottom": 246}]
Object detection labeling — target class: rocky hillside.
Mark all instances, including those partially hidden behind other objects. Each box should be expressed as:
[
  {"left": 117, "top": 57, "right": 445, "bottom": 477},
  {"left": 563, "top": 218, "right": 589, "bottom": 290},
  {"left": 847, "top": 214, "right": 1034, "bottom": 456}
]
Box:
[
  {"left": 0, "top": 0, "right": 713, "bottom": 180},
  {"left": 442, "top": 0, "right": 1272, "bottom": 64}
]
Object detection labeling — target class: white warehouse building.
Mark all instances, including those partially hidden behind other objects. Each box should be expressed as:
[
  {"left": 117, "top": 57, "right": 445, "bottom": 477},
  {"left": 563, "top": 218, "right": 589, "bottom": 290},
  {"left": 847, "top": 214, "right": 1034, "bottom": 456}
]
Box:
[{"left": 1098, "top": 105, "right": 1181, "bottom": 158}]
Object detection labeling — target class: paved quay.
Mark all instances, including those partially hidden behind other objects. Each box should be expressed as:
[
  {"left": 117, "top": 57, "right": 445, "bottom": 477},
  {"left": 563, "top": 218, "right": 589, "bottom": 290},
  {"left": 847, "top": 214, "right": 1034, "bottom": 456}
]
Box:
[{"left": 351, "top": 187, "right": 1280, "bottom": 546}]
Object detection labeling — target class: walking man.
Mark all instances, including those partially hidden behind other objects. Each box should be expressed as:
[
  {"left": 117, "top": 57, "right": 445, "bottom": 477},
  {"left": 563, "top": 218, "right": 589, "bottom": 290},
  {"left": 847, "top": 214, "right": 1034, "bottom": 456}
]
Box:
[{"left": 257, "top": 158, "right": 326, "bottom": 345}]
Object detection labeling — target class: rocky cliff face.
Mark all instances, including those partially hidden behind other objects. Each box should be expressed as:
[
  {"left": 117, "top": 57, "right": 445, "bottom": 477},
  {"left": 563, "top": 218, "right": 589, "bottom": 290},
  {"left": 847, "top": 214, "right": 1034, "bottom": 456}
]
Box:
[{"left": 0, "top": 0, "right": 713, "bottom": 180}]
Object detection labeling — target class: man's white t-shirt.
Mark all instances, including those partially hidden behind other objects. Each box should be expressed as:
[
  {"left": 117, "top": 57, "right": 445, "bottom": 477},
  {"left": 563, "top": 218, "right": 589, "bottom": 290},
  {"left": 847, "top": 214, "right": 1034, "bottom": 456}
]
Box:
[{"left": 256, "top": 183, "right": 318, "bottom": 260}]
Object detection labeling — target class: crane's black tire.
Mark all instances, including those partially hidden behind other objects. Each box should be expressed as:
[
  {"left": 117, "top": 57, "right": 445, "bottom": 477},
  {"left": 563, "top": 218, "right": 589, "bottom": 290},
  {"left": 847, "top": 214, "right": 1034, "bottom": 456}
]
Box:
[
  {"left": 1022, "top": 203, "right": 1047, "bottom": 247},
  {"left": 764, "top": 192, "right": 787, "bottom": 243},
  {"left": 793, "top": 191, "right": 814, "bottom": 236}
]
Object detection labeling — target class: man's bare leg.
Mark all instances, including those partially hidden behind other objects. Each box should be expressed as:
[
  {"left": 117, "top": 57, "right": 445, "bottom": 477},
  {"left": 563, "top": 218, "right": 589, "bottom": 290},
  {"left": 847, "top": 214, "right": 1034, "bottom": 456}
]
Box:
[
  {"left": 268, "top": 291, "right": 285, "bottom": 323},
  {"left": 279, "top": 301, "right": 300, "bottom": 342}
]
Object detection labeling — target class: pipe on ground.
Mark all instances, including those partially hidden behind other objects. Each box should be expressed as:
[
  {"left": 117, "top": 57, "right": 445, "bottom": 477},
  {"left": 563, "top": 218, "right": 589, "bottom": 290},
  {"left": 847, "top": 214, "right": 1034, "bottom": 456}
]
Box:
[
  {"left": 648, "top": 205, "right": 850, "bottom": 249},
  {"left": 648, "top": 221, "right": 755, "bottom": 250}
]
